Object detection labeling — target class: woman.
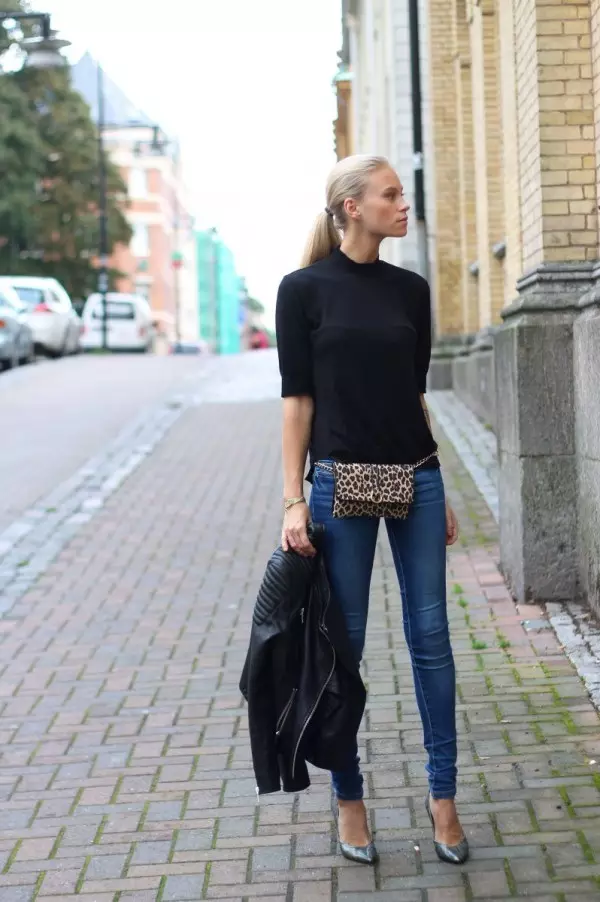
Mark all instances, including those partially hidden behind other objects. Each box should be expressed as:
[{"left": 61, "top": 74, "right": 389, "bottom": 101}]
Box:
[{"left": 275, "top": 155, "right": 468, "bottom": 866}]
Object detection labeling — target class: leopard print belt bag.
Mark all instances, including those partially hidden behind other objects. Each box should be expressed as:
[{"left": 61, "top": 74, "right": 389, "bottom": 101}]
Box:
[{"left": 316, "top": 453, "right": 438, "bottom": 519}]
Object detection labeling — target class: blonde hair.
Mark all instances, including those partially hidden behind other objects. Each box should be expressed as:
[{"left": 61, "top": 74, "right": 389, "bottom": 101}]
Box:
[{"left": 300, "top": 154, "right": 390, "bottom": 268}]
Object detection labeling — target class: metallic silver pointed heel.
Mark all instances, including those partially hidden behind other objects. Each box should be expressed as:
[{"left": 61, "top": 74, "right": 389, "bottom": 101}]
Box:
[
  {"left": 333, "top": 801, "right": 379, "bottom": 865},
  {"left": 425, "top": 795, "right": 469, "bottom": 865}
]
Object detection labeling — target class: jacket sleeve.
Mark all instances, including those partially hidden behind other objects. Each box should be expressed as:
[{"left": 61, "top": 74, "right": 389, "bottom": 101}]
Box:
[{"left": 244, "top": 632, "right": 282, "bottom": 794}]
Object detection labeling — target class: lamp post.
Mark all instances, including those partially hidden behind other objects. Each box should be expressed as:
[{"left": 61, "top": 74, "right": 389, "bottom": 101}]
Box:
[{"left": 96, "top": 62, "right": 109, "bottom": 350}]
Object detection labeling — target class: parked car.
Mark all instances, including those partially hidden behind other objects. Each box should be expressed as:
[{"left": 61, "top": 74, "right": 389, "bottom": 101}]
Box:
[
  {"left": 0, "top": 276, "right": 81, "bottom": 357},
  {"left": 80, "top": 293, "right": 155, "bottom": 352},
  {"left": 0, "top": 284, "right": 35, "bottom": 371}
]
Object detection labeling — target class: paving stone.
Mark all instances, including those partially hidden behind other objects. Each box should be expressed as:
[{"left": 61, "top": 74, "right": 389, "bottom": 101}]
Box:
[
  {"left": 252, "top": 843, "right": 291, "bottom": 871},
  {"left": 374, "top": 806, "right": 412, "bottom": 830},
  {"left": 130, "top": 840, "right": 172, "bottom": 865},
  {"left": 162, "top": 874, "right": 205, "bottom": 900},
  {"left": 208, "top": 857, "right": 248, "bottom": 884},
  {"left": 85, "top": 853, "right": 128, "bottom": 879},
  {"left": 0, "top": 889, "right": 36, "bottom": 902}
]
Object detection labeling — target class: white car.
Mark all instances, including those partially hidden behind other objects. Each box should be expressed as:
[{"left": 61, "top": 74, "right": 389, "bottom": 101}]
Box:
[
  {"left": 0, "top": 285, "right": 35, "bottom": 370},
  {"left": 0, "top": 276, "right": 81, "bottom": 357},
  {"left": 81, "top": 293, "right": 155, "bottom": 352}
]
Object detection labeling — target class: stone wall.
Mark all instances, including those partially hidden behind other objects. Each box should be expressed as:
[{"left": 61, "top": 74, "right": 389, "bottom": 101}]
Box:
[{"left": 452, "top": 334, "right": 496, "bottom": 430}]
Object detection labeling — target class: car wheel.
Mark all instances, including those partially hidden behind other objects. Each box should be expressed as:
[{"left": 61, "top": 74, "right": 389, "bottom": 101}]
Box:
[
  {"left": 4, "top": 349, "right": 19, "bottom": 370},
  {"left": 51, "top": 332, "right": 69, "bottom": 359}
]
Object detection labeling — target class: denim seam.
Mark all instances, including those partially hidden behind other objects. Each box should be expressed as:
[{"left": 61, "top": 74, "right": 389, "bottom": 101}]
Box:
[
  {"left": 311, "top": 470, "right": 365, "bottom": 802},
  {"left": 387, "top": 526, "right": 438, "bottom": 793}
]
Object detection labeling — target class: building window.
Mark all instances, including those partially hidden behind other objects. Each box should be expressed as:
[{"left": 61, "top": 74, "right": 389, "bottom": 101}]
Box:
[
  {"left": 129, "top": 167, "right": 148, "bottom": 198},
  {"left": 131, "top": 223, "right": 150, "bottom": 257}
]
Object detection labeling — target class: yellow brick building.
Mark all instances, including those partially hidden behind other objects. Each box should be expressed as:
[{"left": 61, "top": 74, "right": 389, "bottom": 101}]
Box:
[
  {"left": 333, "top": 0, "right": 355, "bottom": 162},
  {"left": 430, "top": 0, "right": 598, "bottom": 342}
]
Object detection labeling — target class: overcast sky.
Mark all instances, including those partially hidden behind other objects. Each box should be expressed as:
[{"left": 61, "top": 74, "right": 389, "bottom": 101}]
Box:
[{"left": 42, "top": 0, "right": 341, "bottom": 324}]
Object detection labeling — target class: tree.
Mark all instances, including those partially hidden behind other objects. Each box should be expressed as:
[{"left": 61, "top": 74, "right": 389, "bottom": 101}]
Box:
[
  {"left": 246, "top": 296, "right": 265, "bottom": 315},
  {"left": 0, "top": 64, "right": 46, "bottom": 258},
  {"left": 0, "top": 2, "right": 132, "bottom": 300}
]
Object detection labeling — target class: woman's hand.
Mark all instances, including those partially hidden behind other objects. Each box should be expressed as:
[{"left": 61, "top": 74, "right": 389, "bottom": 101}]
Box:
[
  {"left": 445, "top": 501, "right": 459, "bottom": 546},
  {"left": 282, "top": 501, "right": 316, "bottom": 557}
]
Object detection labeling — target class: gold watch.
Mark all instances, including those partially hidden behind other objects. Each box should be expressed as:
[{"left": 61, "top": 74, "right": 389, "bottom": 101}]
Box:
[{"left": 284, "top": 496, "right": 305, "bottom": 512}]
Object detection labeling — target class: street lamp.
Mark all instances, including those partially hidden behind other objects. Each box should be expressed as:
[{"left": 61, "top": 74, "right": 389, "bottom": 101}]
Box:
[
  {"left": 96, "top": 62, "right": 109, "bottom": 350},
  {"left": 0, "top": 12, "right": 69, "bottom": 69}
]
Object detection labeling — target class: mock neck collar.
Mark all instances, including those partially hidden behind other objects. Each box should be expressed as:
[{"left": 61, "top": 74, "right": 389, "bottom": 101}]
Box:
[{"left": 330, "top": 246, "right": 382, "bottom": 273}]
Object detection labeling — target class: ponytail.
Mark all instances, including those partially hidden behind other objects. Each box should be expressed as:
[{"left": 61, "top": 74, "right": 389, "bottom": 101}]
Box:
[
  {"left": 300, "top": 211, "right": 341, "bottom": 268},
  {"left": 299, "top": 154, "right": 389, "bottom": 269}
]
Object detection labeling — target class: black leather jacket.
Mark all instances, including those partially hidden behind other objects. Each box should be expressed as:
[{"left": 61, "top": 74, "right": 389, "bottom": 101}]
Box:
[{"left": 239, "top": 526, "right": 366, "bottom": 794}]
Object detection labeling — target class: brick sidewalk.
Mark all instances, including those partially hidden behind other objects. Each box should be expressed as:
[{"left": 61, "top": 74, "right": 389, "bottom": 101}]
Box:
[{"left": 0, "top": 381, "right": 598, "bottom": 901}]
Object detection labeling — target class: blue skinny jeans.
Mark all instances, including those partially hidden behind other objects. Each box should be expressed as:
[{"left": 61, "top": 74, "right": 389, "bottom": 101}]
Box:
[{"left": 309, "top": 463, "right": 457, "bottom": 801}]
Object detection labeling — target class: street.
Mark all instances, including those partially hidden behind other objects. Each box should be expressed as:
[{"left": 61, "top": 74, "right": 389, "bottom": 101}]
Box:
[
  {"left": 0, "top": 355, "right": 206, "bottom": 533},
  {"left": 0, "top": 350, "right": 599, "bottom": 902}
]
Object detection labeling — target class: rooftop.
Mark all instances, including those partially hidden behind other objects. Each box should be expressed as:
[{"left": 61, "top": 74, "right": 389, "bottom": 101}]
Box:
[{"left": 71, "top": 52, "right": 155, "bottom": 128}]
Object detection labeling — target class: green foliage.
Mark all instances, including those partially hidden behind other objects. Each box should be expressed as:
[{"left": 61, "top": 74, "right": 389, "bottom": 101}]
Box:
[
  {"left": 0, "top": 68, "right": 45, "bottom": 227},
  {"left": 246, "top": 296, "right": 265, "bottom": 315},
  {"left": 0, "top": 25, "right": 132, "bottom": 301}
]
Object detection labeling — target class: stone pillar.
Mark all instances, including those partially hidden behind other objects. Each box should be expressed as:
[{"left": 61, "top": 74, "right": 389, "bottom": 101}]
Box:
[
  {"left": 469, "top": 0, "right": 505, "bottom": 328},
  {"left": 496, "top": 265, "right": 594, "bottom": 602},
  {"left": 495, "top": 0, "right": 598, "bottom": 603}
]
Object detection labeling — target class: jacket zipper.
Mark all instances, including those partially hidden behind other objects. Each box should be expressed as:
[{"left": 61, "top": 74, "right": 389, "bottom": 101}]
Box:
[
  {"left": 291, "top": 582, "right": 335, "bottom": 778},
  {"left": 276, "top": 688, "right": 297, "bottom": 736}
]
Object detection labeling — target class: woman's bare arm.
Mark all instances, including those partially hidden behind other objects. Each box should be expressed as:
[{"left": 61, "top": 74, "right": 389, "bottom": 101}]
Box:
[
  {"left": 281, "top": 396, "right": 315, "bottom": 555},
  {"left": 282, "top": 396, "right": 313, "bottom": 497}
]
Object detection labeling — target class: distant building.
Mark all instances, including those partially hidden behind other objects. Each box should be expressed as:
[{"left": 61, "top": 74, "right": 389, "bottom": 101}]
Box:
[
  {"left": 195, "top": 229, "right": 243, "bottom": 355},
  {"left": 338, "top": 1, "right": 431, "bottom": 280},
  {"left": 333, "top": 0, "right": 354, "bottom": 161},
  {"left": 71, "top": 52, "right": 198, "bottom": 342}
]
